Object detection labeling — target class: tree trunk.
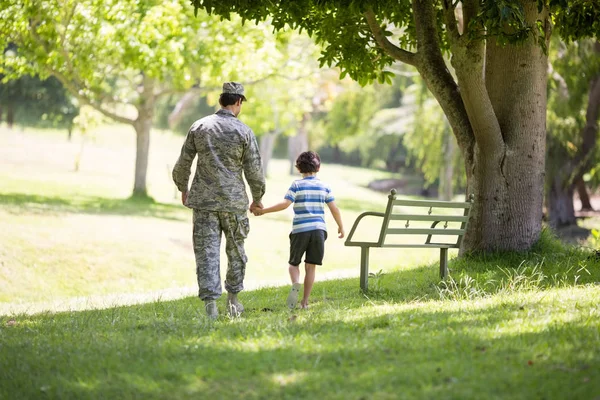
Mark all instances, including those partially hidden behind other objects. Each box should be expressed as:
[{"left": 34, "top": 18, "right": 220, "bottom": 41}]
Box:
[
  {"left": 548, "top": 172, "right": 577, "bottom": 227},
  {"left": 259, "top": 130, "right": 280, "bottom": 177},
  {"left": 439, "top": 124, "right": 455, "bottom": 201},
  {"left": 6, "top": 104, "right": 14, "bottom": 129},
  {"left": 575, "top": 177, "right": 593, "bottom": 211},
  {"left": 546, "top": 41, "right": 600, "bottom": 225},
  {"left": 132, "top": 76, "right": 156, "bottom": 198},
  {"left": 473, "top": 24, "right": 548, "bottom": 249},
  {"left": 447, "top": 2, "right": 549, "bottom": 251},
  {"left": 288, "top": 113, "right": 309, "bottom": 175}
]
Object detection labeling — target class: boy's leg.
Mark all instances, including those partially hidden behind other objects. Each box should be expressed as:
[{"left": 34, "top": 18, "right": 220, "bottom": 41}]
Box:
[
  {"left": 289, "top": 264, "right": 300, "bottom": 284},
  {"left": 302, "top": 230, "right": 326, "bottom": 308},
  {"left": 301, "top": 263, "right": 316, "bottom": 308},
  {"left": 288, "top": 232, "right": 308, "bottom": 309},
  {"left": 287, "top": 264, "right": 302, "bottom": 309}
]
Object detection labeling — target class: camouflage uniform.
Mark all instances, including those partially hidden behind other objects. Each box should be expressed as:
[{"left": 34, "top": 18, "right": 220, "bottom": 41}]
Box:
[{"left": 172, "top": 92, "right": 265, "bottom": 301}]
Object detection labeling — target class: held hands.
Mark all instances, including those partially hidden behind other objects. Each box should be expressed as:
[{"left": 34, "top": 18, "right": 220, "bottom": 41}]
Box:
[{"left": 249, "top": 201, "right": 264, "bottom": 216}]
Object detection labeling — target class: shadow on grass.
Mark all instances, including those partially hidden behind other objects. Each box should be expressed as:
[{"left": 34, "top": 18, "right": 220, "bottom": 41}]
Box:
[
  {"left": 0, "top": 192, "right": 187, "bottom": 221},
  {"left": 1, "top": 232, "right": 598, "bottom": 399},
  {"left": 1, "top": 277, "right": 598, "bottom": 400}
]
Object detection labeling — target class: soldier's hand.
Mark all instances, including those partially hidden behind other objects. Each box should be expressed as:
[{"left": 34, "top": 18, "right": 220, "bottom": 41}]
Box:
[{"left": 181, "top": 191, "right": 188, "bottom": 206}]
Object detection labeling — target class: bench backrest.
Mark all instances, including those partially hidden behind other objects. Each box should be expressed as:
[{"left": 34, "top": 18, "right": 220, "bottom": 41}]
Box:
[{"left": 377, "top": 189, "right": 474, "bottom": 247}]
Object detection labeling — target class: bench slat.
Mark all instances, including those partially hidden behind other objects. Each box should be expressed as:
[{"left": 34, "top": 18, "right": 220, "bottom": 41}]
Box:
[
  {"left": 393, "top": 199, "right": 473, "bottom": 208},
  {"left": 388, "top": 214, "right": 469, "bottom": 222},
  {"left": 385, "top": 228, "right": 465, "bottom": 235},
  {"left": 380, "top": 244, "right": 459, "bottom": 249}
]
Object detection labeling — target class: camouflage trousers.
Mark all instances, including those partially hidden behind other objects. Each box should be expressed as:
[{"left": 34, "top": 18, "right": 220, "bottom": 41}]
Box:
[{"left": 192, "top": 209, "right": 249, "bottom": 301}]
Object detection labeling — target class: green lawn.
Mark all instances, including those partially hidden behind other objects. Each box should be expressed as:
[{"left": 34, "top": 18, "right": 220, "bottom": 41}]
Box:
[
  {"left": 0, "top": 125, "right": 425, "bottom": 313},
  {"left": 1, "top": 126, "right": 599, "bottom": 399},
  {"left": 1, "top": 237, "right": 599, "bottom": 399}
]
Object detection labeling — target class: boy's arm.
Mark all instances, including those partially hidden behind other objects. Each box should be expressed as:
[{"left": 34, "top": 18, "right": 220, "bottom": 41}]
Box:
[
  {"left": 255, "top": 199, "right": 292, "bottom": 215},
  {"left": 326, "top": 201, "right": 345, "bottom": 238}
]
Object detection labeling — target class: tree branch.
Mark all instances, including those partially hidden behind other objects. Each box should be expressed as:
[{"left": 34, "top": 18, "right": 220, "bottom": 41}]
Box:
[
  {"left": 441, "top": 0, "right": 461, "bottom": 43},
  {"left": 28, "top": 17, "right": 134, "bottom": 125},
  {"left": 364, "top": 8, "right": 418, "bottom": 67},
  {"left": 49, "top": 68, "right": 135, "bottom": 125}
]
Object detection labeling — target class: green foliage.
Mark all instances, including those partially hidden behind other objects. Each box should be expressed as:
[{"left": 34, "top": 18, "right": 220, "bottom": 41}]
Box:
[
  {"left": 0, "top": 0, "right": 289, "bottom": 115},
  {"left": 192, "top": 0, "right": 599, "bottom": 85},
  {"left": 547, "top": 38, "right": 600, "bottom": 188},
  {"left": 549, "top": 0, "right": 600, "bottom": 42}
]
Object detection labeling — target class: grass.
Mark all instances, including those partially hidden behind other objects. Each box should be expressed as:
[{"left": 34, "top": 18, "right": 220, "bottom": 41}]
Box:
[
  {"left": 1, "top": 125, "right": 599, "bottom": 399},
  {"left": 1, "top": 233, "right": 599, "bottom": 399},
  {"left": 0, "top": 125, "right": 417, "bottom": 312}
]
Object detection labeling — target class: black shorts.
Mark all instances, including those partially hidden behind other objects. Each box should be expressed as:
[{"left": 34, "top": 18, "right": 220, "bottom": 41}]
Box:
[{"left": 288, "top": 229, "right": 328, "bottom": 266}]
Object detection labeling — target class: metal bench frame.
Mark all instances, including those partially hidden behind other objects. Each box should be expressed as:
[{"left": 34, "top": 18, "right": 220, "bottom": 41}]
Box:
[{"left": 345, "top": 189, "right": 474, "bottom": 291}]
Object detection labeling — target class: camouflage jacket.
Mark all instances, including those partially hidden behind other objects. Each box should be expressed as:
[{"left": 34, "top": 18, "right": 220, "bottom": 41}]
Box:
[{"left": 172, "top": 109, "right": 265, "bottom": 212}]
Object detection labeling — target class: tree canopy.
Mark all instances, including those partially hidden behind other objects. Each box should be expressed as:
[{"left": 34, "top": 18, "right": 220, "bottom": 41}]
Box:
[
  {"left": 190, "top": 0, "right": 599, "bottom": 253},
  {"left": 0, "top": 0, "right": 295, "bottom": 196}
]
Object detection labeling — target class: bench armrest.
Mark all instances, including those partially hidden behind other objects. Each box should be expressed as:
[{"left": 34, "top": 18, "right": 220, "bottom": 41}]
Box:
[{"left": 344, "top": 211, "right": 385, "bottom": 246}]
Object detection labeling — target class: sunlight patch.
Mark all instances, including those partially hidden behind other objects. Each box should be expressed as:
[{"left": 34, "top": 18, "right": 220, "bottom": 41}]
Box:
[{"left": 270, "top": 371, "right": 307, "bottom": 387}]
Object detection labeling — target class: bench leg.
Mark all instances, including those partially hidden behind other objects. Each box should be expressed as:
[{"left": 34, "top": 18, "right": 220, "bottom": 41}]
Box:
[
  {"left": 439, "top": 248, "right": 448, "bottom": 279},
  {"left": 360, "top": 247, "right": 370, "bottom": 292}
]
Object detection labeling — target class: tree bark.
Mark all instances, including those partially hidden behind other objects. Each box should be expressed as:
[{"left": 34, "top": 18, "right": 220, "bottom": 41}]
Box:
[
  {"left": 474, "top": 4, "right": 549, "bottom": 250},
  {"left": 259, "top": 130, "right": 280, "bottom": 177},
  {"left": 288, "top": 113, "right": 309, "bottom": 175},
  {"left": 132, "top": 76, "right": 156, "bottom": 198},
  {"left": 547, "top": 41, "right": 600, "bottom": 226},
  {"left": 575, "top": 177, "right": 593, "bottom": 211},
  {"left": 6, "top": 104, "right": 14, "bottom": 129},
  {"left": 439, "top": 125, "right": 455, "bottom": 201}
]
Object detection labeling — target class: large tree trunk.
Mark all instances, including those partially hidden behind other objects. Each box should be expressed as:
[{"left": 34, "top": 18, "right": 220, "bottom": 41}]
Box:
[
  {"left": 474, "top": 21, "right": 548, "bottom": 249},
  {"left": 369, "top": 0, "right": 549, "bottom": 252},
  {"left": 445, "top": 1, "right": 549, "bottom": 251}
]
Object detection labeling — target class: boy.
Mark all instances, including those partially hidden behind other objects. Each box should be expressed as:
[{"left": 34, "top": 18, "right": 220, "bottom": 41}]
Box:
[{"left": 253, "top": 151, "right": 344, "bottom": 309}]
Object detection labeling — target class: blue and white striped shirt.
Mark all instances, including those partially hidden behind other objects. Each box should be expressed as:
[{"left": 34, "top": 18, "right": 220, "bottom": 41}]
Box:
[{"left": 284, "top": 176, "right": 334, "bottom": 234}]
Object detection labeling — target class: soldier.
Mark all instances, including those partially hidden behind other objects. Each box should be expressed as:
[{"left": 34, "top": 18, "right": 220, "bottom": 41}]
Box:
[{"left": 172, "top": 82, "right": 265, "bottom": 319}]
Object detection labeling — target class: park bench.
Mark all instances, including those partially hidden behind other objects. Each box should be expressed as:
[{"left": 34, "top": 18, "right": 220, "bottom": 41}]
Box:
[{"left": 345, "top": 189, "right": 474, "bottom": 291}]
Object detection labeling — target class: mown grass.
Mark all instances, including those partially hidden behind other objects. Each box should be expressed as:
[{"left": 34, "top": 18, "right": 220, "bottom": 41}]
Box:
[
  {"left": 0, "top": 126, "right": 438, "bottom": 312},
  {"left": 1, "top": 231, "right": 599, "bottom": 399},
  {"left": 1, "top": 126, "right": 599, "bottom": 399}
]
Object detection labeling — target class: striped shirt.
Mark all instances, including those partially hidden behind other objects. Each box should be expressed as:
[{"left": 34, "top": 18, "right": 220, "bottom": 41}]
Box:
[{"left": 284, "top": 176, "right": 334, "bottom": 234}]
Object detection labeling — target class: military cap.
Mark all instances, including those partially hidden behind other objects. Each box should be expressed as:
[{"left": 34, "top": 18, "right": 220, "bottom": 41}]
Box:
[{"left": 222, "top": 82, "right": 247, "bottom": 102}]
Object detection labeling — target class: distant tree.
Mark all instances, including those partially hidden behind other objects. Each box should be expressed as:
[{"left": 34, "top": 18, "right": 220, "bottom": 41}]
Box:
[
  {"left": 546, "top": 39, "right": 600, "bottom": 227},
  {"left": 0, "top": 0, "right": 286, "bottom": 197},
  {"left": 0, "top": 72, "right": 78, "bottom": 136},
  {"left": 190, "top": 0, "right": 600, "bottom": 253}
]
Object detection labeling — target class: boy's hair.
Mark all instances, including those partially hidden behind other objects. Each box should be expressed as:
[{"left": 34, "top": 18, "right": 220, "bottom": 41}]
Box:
[
  {"left": 295, "top": 151, "right": 321, "bottom": 173},
  {"left": 219, "top": 93, "right": 244, "bottom": 107}
]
